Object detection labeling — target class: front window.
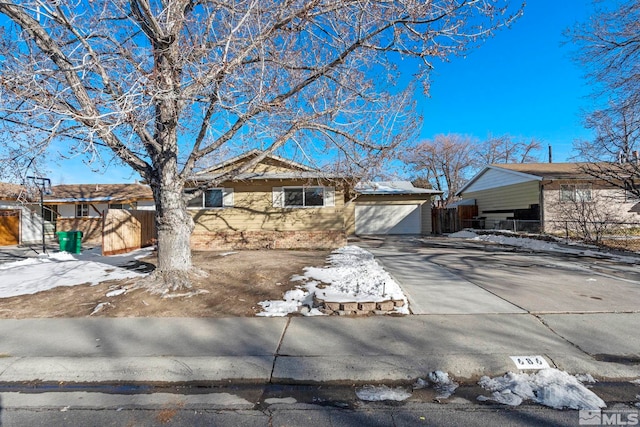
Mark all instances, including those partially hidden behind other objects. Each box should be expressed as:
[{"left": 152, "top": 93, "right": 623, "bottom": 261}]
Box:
[
  {"left": 109, "top": 202, "right": 137, "bottom": 210},
  {"left": 560, "top": 184, "right": 592, "bottom": 202},
  {"left": 187, "top": 189, "right": 223, "bottom": 208},
  {"left": 75, "top": 204, "right": 90, "bottom": 217},
  {"left": 284, "top": 187, "right": 325, "bottom": 207}
]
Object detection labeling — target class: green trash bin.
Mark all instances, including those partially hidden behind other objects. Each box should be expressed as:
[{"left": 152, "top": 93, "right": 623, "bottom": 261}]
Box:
[{"left": 56, "top": 230, "right": 83, "bottom": 254}]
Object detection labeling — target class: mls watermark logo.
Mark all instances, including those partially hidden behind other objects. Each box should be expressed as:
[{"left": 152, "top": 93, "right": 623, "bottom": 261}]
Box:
[{"left": 579, "top": 409, "right": 639, "bottom": 426}]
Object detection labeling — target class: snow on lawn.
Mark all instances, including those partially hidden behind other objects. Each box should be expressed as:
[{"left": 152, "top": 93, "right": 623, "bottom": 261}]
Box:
[
  {"left": 257, "top": 245, "right": 409, "bottom": 317},
  {"left": 0, "top": 247, "right": 152, "bottom": 298},
  {"left": 449, "top": 230, "right": 640, "bottom": 263},
  {"left": 477, "top": 369, "right": 606, "bottom": 410}
]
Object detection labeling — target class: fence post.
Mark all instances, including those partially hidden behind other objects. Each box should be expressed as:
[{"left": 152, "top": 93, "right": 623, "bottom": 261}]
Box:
[{"left": 565, "top": 221, "right": 569, "bottom": 243}]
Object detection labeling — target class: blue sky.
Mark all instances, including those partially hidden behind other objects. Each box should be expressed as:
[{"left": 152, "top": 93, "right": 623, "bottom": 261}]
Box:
[
  {"left": 418, "top": 0, "right": 596, "bottom": 162},
  {"left": 48, "top": 0, "right": 598, "bottom": 184}
]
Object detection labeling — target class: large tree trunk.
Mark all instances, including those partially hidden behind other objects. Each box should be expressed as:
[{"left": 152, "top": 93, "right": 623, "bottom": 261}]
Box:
[{"left": 146, "top": 169, "right": 195, "bottom": 295}]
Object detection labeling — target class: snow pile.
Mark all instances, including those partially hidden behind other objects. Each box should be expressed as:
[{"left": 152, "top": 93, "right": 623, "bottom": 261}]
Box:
[
  {"left": 448, "top": 230, "right": 478, "bottom": 239},
  {"left": 0, "top": 248, "right": 152, "bottom": 298},
  {"left": 356, "top": 385, "right": 412, "bottom": 402},
  {"left": 257, "top": 246, "right": 408, "bottom": 317},
  {"left": 449, "top": 230, "right": 640, "bottom": 263},
  {"left": 257, "top": 289, "right": 318, "bottom": 317},
  {"left": 477, "top": 369, "right": 606, "bottom": 410},
  {"left": 414, "top": 370, "right": 459, "bottom": 399}
]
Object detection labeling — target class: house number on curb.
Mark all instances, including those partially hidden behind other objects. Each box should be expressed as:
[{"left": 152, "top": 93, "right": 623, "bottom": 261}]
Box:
[{"left": 509, "top": 355, "right": 550, "bottom": 370}]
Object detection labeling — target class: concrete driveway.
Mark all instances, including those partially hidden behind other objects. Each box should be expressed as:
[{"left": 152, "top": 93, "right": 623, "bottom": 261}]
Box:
[{"left": 360, "top": 236, "right": 640, "bottom": 315}]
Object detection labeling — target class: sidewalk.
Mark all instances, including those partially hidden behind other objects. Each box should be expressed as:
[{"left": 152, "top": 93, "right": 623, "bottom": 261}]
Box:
[{"left": 0, "top": 315, "right": 638, "bottom": 385}]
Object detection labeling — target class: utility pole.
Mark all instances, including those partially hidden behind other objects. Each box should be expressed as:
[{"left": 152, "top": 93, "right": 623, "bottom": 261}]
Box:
[{"left": 26, "top": 176, "right": 51, "bottom": 255}]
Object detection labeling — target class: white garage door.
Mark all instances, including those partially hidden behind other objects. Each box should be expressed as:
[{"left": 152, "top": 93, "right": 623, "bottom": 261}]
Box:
[{"left": 355, "top": 204, "right": 421, "bottom": 235}]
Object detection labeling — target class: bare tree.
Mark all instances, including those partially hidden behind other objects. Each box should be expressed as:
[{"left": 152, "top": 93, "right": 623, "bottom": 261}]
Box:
[
  {"left": 553, "top": 190, "right": 624, "bottom": 245},
  {"left": 402, "top": 134, "right": 477, "bottom": 204},
  {"left": 476, "top": 134, "right": 542, "bottom": 164},
  {"left": 0, "top": 1, "right": 522, "bottom": 292},
  {"left": 568, "top": 1, "right": 640, "bottom": 196}
]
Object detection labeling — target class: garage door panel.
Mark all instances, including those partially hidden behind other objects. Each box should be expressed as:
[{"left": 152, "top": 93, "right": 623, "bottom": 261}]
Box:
[
  {"left": 0, "top": 211, "right": 20, "bottom": 246},
  {"left": 356, "top": 204, "right": 420, "bottom": 235}
]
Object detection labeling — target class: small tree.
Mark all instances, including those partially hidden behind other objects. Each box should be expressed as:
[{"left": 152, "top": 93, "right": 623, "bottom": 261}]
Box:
[
  {"left": 401, "top": 134, "right": 477, "bottom": 205},
  {"left": 0, "top": 1, "right": 522, "bottom": 293}
]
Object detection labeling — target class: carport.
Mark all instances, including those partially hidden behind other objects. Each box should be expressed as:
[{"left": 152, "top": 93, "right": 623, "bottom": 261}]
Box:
[{"left": 346, "top": 181, "right": 441, "bottom": 236}]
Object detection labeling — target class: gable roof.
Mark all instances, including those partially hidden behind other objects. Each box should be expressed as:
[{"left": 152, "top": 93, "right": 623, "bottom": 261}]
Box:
[
  {"left": 456, "top": 163, "right": 602, "bottom": 196},
  {"left": 44, "top": 183, "right": 154, "bottom": 204},
  {"left": 356, "top": 181, "right": 442, "bottom": 195},
  {"left": 198, "top": 150, "right": 317, "bottom": 174},
  {"left": 489, "top": 163, "right": 599, "bottom": 179},
  {"left": 193, "top": 149, "right": 344, "bottom": 181}
]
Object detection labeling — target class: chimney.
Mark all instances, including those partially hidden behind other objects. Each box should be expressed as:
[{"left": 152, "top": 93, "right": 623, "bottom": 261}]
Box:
[
  {"left": 548, "top": 145, "right": 552, "bottom": 163},
  {"left": 634, "top": 151, "right": 639, "bottom": 164}
]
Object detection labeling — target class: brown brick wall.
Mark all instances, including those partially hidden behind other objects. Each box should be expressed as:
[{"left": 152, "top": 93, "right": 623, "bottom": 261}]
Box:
[{"left": 190, "top": 230, "right": 347, "bottom": 250}]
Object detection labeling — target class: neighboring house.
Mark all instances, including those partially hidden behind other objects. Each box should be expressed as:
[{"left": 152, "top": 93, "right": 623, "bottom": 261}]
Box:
[
  {"left": 44, "top": 183, "right": 155, "bottom": 244},
  {"left": 456, "top": 163, "right": 640, "bottom": 232},
  {"left": 0, "top": 182, "right": 45, "bottom": 246},
  {"left": 188, "top": 151, "right": 441, "bottom": 250},
  {"left": 345, "top": 181, "right": 441, "bottom": 235}
]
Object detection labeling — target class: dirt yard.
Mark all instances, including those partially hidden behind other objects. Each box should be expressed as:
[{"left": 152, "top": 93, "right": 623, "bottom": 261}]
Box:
[{"left": 0, "top": 250, "right": 330, "bottom": 318}]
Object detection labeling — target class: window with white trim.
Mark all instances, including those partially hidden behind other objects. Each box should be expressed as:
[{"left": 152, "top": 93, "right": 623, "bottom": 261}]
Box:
[
  {"left": 560, "top": 184, "right": 592, "bottom": 202},
  {"left": 109, "top": 202, "right": 137, "bottom": 210},
  {"left": 75, "top": 204, "right": 90, "bottom": 217},
  {"left": 186, "top": 188, "right": 233, "bottom": 209},
  {"left": 273, "top": 186, "right": 335, "bottom": 208}
]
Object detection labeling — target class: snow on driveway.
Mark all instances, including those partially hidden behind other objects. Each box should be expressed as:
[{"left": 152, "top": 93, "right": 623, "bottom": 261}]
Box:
[{"left": 0, "top": 247, "right": 152, "bottom": 298}]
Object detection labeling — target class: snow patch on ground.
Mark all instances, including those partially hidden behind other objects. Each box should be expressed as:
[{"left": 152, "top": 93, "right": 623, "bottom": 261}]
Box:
[
  {"left": 449, "top": 230, "right": 640, "bottom": 263},
  {"left": 0, "top": 247, "right": 153, "bottom": 298},
  {"left": 413, "top": 370, "right": 459, "bottom": 399},
  {"left": 257, "top": 245, "right": 409, "bottom": 317},
  {"left": 477, "top": 369, "right": 606, "bottom": 410},
  {"left": 356, "top": 385, "right": 412, "bottom": 402}
]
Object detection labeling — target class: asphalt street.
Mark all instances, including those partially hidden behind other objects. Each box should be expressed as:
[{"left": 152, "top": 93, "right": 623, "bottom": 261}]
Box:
[{"left": 0, "top": 235, "right": 639, "bottom": 425}]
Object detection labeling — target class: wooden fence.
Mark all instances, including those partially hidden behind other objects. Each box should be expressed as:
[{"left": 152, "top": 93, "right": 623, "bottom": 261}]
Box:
[
  {"left": 102, "top": 209, "right": 156, "bottom": 256},
  {"left": 432, "top": 205, "right": 478, "bottom": 234}
]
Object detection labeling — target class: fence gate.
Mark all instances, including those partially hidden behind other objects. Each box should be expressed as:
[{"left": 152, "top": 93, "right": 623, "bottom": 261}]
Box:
[
  {"left": 0, "top": 210, "right": 20, "bottom": 246},
  {"left": 432, "top": 205, "right": 478, "bottom": 234}
]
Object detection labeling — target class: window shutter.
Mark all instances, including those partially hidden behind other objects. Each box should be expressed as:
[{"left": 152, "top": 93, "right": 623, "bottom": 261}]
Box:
[
  {"left": 272, "top": 187, "right": 284, "bottom": 207},
  {"left": 222, "top": 188, "right": 234, "bottom": 207},
  {"left": 324, "top": 187, "right": 335, "bottom": 207}
]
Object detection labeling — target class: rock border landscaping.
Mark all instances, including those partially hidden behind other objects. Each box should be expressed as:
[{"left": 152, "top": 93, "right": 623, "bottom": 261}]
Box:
[{"left": 314, "top": 296, "right": 406, "bottom": 316}]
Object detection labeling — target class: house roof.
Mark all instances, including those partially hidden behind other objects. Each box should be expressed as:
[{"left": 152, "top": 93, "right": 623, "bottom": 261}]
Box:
[
  {"left": 0, "top": 182, "right": 25, "bottom": 200},
  {"left": 456, "top": 162, "right": 603, "bottom": 196},
  {"left": 489, "top": 163, "right": 599, "bottom": 179},
  {"left": 198, "top": 149, "right": 317, "bottom": 174},
  {"left": 193, "top": 150, "right": 345, "bottom": 181},
  {"left": 44, "top": 183, "right": 154, "bottom": 204},
  {"left": 356, "top": 181, "right": 442, "bottom": 195}
]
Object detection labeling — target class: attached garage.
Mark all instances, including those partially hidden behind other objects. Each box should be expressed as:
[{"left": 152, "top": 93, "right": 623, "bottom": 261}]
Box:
[
  {"left": 355, "top": 204, "right": 421, "bottom": 235},
  {"left": 346, "top": 181, "right": 442, "bottom": 236},
  {"left": 0, "top": 210, "right": 20, "bottom": 246}
]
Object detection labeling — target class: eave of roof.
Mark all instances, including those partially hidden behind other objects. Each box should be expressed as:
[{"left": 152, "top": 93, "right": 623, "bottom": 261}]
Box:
[
  {"left": 192, "top": 171, "right": 346, "bottom": 181},
  {"left": 356, "top": 181, "right": 442, "bottom": 195}
]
